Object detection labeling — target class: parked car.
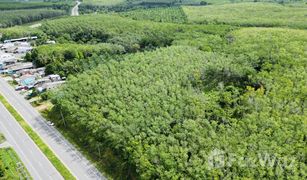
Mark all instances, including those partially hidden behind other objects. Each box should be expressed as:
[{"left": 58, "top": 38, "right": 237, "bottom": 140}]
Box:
[
  {"left": 15, "top": 86, "right": 26, "bottom": 91},
  {"left": 47, "top": 121, "right": 54, "bottom": 126}
]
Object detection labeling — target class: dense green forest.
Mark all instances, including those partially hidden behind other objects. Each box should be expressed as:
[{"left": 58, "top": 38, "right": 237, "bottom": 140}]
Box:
[
  {"left": 0, "top": 0, "right": 72, "bottom": 28},
  {"left": 0, "top": 9, "right": 67, "bottom": 28},
  {"left": 39, "top": 14, "right": 232, "bottom": 51},
  {"left": 78, "top": 0, "right": 205, "bottom": 13},
  {"left": 79, "top": 0, "right": 306, "bottom": 13},
  {"left": 0, "top": 0, "right": 306, "bottom": 179},
  {"left": 0, "top": 26, "right": 43, "bottom": 41},
  {"left": 49, "top": 28, "right": 307, "bottom": 179},
  {"left": 0, "top": 1, "right": 73, "bottom": 10},
  {"left": 27, "top": 43, "right": 125, "bottom": 76},
  {"left": 120, "top": 7, "right": 188, "bottom": 23}
]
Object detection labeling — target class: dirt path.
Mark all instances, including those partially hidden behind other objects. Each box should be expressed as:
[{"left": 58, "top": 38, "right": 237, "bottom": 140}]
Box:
[{"left": 71, "top": 1, "right": 81, "bottom": 16}]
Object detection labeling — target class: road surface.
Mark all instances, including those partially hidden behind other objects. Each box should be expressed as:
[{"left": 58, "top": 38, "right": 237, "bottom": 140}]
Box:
[
  {"left": 0, "top": 78, "right": 106, "bottom": 180},
  {"left": 71, "top": 1, "right": 81, "bottom": 16},
  {"left": 0, "top": 102, "right": 63, "bottom": 180}
]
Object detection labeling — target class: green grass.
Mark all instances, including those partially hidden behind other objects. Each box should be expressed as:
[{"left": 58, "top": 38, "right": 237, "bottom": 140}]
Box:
[
  {"left": 183, "top": 2, "right": 307, "bottom": 29},
  {"left": 42, "top": 110, "right": 114, "bottom": 179},
  {"left": 0, "top": 148, "right": 31, "bottom": 179},
  {"left": 0, "top": 94, "right": 75, "bottom": 180}
]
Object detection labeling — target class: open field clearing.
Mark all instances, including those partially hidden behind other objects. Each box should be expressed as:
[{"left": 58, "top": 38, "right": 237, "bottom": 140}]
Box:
[{"left": 183, "top": 3, "right": 307, "bottom": 29}]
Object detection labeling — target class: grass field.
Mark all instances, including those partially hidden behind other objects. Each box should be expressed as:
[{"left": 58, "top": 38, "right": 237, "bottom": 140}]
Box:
[
  {"left": 0, "top": 94, "right": 75, "bottom": 180},
  {"left": 0, "top": 148, "right": 31, "bottom": 179},
  {"left": 183, "top": 2, "right": 307, "bottom": 29}
]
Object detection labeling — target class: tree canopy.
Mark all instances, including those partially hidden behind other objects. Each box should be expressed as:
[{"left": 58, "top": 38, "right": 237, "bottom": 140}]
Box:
[{"left": 50, "top": 27, "right": 307, "bottom": 178}]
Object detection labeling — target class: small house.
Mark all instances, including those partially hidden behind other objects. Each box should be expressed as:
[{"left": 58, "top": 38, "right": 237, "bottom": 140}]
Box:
[
  {"left": 43, "top": 81, "right": 65, "bottom": 90},
  {"left": 48, "top": 74, "right": 61, "bottom": 82},
  {"left": 18, "top": 75, "right": 36, "bottom": 86},
  {"left": 15, "top": 47, "right": 32, "bottom": 54},
  {"left": 8, "top": 63, "right": 34, "bottom": 73}
]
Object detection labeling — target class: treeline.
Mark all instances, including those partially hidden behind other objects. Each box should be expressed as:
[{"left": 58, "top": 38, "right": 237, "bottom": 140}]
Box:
[
  {"left": 0, "top": 26, "right": 43, "bottom": 42},
  {"left": 26, "top": 43, "right": 125, "bottom": 76},
  {"left": 0, "top": 2, "right": 73, "bottom": 11},
  {"left": 0, "top": 9, "right": 67, "bottom": 28},
  {"left": 79, "top": 0, "right": 204, "bottom": 13},
  {"left": 27, "top": 14, "right": 232, "bottom": 76},
  {"left": 49, "top": 28, "right": 306, "bottom": 179},
  {"left": 0, "top": 13, "right": 233, "bottom": 80},
  {"left": 79, "top": 0, "right": 306, "bottom": 14},
  {"left": 0, "top": 14, "right": 232, "bottom": 73},
  {"left": 40, "top": 14, "right": 232, "bottom": 52}
]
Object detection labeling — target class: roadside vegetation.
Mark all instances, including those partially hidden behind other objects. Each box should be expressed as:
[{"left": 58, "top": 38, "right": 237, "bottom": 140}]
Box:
[
  {"left": 0, "top": 148, "right": 31, "bottom": 179},
  {"left": 0, "top": 134, "right": 5, "bottom": 144},
  {"left": 0, "top": 94, "right": 75, "bottom": 180}
]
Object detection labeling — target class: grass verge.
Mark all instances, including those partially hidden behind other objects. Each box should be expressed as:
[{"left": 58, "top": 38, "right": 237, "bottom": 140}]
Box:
[
  {"left": 0, "top": 148, "right": 32, "bottom": 179},
  {"left": 0, "top": 133, "right": 5, "bottom": 144},
  {"left": 0, "top": 93, "right": 75, "bottom": 180},
  {"left": 40, "top": 110, "right": 114, "bottom": 179}
]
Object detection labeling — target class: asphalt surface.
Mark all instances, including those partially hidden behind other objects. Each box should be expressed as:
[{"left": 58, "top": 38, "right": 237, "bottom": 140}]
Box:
[
  {"left": 71, "top": 1, "right": 81, "bottom": 16},
  {"left": 0, "top": 77, "right": 106, "bottom": 180},
  {"left": 0, "top": 103, "right": 63, "bottom": 180}
]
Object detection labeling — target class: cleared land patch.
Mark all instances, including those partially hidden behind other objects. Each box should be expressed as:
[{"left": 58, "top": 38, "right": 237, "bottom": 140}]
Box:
[{"left": 183, "top": 3, "right": 307, "bottom": 29}]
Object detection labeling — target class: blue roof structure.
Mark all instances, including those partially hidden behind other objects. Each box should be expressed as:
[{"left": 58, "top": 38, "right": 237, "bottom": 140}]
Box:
[{"left": 21, "top": 77, "right": 36, "bottom": 86}]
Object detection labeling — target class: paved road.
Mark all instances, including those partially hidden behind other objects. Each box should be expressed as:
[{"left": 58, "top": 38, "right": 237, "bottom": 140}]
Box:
[
  {"left": 0, "top": 102, "right": 63, "bottom": 180},
  {"left": 71, "top": 1, "right": 81, "bottom": 16},
  {"left": 0, "top": 78, "right": 106, "bottom": 180}
]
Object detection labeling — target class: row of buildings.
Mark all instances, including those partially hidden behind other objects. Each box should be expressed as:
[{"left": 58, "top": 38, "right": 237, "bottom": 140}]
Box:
[
  {"left": 0, "top": 41, "right": 33, "bottom": 54},
  {"left": 0, "top": 37, "right": 65, "bottom": 96}
]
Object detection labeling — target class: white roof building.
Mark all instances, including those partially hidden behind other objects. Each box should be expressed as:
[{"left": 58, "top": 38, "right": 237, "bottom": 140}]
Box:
[
  {"left": 43, "top": 81, "right": 65, "bottom": 90},
  {"left": 7, "top": 62, "right": 33, "bottom": 72},
  {"left": 15, "top": 46, "right": 32, "bottom": 54},
  {"left": 1, "top": 43, "right": 14, "bottom": 50}
]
